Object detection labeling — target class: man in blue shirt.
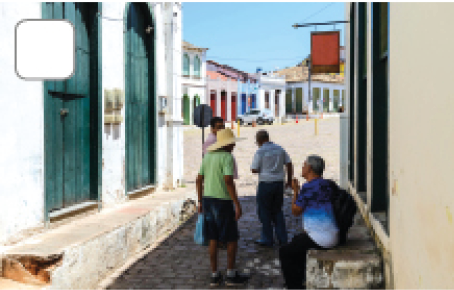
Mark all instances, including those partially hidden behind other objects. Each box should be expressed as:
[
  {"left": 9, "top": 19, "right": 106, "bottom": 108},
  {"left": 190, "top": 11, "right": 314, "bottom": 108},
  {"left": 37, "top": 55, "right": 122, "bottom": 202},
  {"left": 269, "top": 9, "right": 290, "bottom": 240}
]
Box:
[
  {"left": 251, "top": 130, "right": 293, "bottom": 247},
  {"left": 279, "top": 155, "right": 339, "bottom": 289}
]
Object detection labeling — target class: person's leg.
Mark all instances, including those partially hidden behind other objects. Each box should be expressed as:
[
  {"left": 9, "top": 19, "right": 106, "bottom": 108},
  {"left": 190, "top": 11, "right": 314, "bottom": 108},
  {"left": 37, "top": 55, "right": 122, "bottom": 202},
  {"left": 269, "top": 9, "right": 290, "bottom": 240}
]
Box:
[
  {"left": 226, "top": 240, "right": 238, "bottom": 270},
  {"left": 271, "top": 182, "right": 288, "bottom": 245},
  {"left": 256, "top": 182, "right": 274, "bottom": 245},
  {"left": 209, "top": 240, "right": 218, "bottom": 273},
  {"left": 203, "top": 198, "right": 221, "bottom": 277},
  {"left": 279, "top": 232, "right": 321, "bottom": 289}
]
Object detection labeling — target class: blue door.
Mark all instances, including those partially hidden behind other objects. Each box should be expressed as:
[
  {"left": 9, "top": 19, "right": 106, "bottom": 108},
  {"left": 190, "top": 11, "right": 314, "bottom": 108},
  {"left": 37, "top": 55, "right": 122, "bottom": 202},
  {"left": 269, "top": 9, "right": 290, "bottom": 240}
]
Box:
[
  {"left": 241, "top": 94, "right": 247, "bottom": 114},
  {"left": 251, "top": 94, "right": 257, "bottom": 109}
]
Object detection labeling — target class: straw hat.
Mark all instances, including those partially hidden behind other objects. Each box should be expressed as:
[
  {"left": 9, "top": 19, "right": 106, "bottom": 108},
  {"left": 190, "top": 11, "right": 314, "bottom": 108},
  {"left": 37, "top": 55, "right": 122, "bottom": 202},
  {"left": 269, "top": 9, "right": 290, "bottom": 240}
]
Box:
[{"left": 207, "top": 128, "right": 244, "bottom": 152}]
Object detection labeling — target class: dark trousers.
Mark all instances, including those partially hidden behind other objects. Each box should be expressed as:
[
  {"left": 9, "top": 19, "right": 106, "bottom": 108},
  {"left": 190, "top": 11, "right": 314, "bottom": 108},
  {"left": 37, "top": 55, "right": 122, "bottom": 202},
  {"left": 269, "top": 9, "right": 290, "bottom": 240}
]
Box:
[
  {"left": 279, "top": 232, "right": 323, "bottom": 289},
  {"left": 256, "top": 181, "right": 288, "bottom": 245}
]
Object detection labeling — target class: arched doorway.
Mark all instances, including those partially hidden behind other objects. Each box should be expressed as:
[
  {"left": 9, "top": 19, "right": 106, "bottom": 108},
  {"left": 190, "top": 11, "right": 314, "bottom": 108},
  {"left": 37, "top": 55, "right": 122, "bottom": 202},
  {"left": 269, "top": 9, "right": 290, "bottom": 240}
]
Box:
[
  {"left": 265, "top": 92, "right": 270, "bottom": 109},
  {"left": 241, "top": 93, "right": 247, "bottom": 114},
  {"left": 221, "top": 90, "right": 227, "bottom": 121},
  {"left": 182, "top": 95, "right": 190, "bottom": 125},
  {"left": 313, "top": 88, "right": 321, "bottom": 112},
  {"left": 210, "top": 90, "right": 217, "bottom": 116},
  {"left": 43, "top": 3, "right": 102, "bottom": 212},
  {"left": 231, "top": 92, "right": 237, "bottom": 121},
  {"left": 125, "top": 3, "right": 156, "bottom": 192},
  {"left": 275, "top": 90, "right": 280, "bottom": 117}
]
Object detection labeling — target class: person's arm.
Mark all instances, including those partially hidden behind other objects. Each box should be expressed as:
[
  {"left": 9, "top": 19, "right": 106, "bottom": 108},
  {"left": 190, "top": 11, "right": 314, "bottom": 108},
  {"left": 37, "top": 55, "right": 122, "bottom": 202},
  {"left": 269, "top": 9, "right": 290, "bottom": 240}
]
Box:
[
  {"left": 291, "top": 178, "right": 304, "bottom": 217},
  {"left": 285, "top": 163, "right": 293, "bottom": 188},
  {"left": 284, "top": 150, "right": 293, "bottom": 188},
  {"left": 196, "top": 158, "right": 205, "bottom": 213},
  {"left": 251, "top": 151, "right": 261, "bottom": 174},
  {"left": 196, "top": 174, "right": 204, "bottom": 213},
  {"left": 224, "top": 155, "right": 242, "bottom": 220},
  {"left": 225, "top": 175, "right": 242, "bottom": 221}
]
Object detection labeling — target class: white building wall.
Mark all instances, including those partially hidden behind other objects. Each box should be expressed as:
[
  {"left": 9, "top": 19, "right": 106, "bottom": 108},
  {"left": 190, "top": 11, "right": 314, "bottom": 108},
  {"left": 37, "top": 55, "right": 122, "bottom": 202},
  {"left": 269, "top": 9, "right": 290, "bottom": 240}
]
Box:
[
  {"left": 0, "top": 3, "right": 44, "bottom": 244},
  {"left": 0, "top": 2, "right": 183, "bottom": 244}
]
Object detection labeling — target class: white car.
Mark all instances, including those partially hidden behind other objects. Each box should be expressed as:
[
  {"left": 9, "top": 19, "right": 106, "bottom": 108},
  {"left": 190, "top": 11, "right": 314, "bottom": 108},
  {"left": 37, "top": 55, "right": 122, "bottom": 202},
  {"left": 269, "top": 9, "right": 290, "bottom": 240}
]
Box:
[{"left": 236, "top": 109, "right": 274, "bottom": 126}]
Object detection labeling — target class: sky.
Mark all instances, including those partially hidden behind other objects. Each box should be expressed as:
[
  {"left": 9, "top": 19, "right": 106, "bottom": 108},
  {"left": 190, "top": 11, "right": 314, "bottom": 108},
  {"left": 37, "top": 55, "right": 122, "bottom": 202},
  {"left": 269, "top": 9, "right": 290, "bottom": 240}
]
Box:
[{"left": 182, "top": 2, "right": 346, "bottom": 74}]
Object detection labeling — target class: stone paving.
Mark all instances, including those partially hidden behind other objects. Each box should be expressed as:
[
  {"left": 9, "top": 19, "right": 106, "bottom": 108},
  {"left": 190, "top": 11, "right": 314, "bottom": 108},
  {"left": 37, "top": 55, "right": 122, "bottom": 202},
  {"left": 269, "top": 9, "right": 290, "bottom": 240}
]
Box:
[{"left": 107, "top": 119, "right": 340, "bottom": 289}]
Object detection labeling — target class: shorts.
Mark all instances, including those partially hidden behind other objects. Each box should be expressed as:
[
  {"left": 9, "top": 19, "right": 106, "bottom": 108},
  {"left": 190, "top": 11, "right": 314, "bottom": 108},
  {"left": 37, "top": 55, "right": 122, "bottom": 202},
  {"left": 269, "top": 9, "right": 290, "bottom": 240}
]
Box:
[{"left": 202, "top": 197, "right": 239, "bottom": 243}]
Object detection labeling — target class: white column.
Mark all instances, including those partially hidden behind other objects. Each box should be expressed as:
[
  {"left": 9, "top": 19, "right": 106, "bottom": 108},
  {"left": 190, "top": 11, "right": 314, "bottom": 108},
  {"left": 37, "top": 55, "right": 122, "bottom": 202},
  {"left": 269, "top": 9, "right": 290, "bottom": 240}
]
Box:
[
  {"left": 270, "top": 90, "right": 275, "bottom": 114},
  {"left": 217, "top": 78, "right": 221, "bottom": 117},
  {"left": 227, "top": 88, "right": 231, "bottom": 122}
]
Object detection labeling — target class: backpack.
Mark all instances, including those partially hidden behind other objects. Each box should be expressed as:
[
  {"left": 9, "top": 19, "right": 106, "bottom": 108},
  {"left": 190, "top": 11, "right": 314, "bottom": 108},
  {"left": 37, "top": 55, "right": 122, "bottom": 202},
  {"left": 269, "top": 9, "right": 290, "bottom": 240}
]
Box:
[{"left": 326, "top": 180, "right": 358, "bottom": 245}]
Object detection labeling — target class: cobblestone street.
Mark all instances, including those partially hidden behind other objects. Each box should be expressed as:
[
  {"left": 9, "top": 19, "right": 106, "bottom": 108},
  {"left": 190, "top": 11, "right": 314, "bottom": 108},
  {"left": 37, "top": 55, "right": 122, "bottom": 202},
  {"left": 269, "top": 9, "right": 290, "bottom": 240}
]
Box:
[{"left": 107, "top": 119, "right": 340, "bottom": 289}]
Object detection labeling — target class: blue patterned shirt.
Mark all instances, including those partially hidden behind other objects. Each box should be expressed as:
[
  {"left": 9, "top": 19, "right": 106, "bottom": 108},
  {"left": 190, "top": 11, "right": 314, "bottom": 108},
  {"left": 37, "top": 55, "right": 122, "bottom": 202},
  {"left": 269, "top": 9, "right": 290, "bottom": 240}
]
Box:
[{"left": 295, "top": 178, "right": 339, "bottom": 248}]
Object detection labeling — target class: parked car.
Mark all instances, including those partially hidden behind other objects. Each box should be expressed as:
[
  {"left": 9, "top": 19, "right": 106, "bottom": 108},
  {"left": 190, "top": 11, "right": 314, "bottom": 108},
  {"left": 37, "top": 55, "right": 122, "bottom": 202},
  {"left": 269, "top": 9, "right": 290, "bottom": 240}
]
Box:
[{"left": 236, "top": 109, "right": 274, "bottom": 126}]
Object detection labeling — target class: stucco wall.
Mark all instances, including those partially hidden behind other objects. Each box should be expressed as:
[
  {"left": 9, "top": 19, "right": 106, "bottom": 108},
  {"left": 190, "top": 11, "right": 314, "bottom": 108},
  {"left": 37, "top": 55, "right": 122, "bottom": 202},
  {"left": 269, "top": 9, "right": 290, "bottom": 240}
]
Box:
[
  {"left": 389, "top": 3, "right": 454, "bottom": 288},
  {"left": 0, "top": 3, "right": 44, "bottom": 244},
  {"left": 0, "top": 2, "right": 183, "bottom": 244}
]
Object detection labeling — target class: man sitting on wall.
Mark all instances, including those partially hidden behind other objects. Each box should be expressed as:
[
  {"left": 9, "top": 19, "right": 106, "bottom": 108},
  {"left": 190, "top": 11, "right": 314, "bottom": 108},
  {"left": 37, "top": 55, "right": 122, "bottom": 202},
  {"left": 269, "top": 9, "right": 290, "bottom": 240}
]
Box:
[{"left": 279, "top": 155, "right": 340, "bottom": 289}]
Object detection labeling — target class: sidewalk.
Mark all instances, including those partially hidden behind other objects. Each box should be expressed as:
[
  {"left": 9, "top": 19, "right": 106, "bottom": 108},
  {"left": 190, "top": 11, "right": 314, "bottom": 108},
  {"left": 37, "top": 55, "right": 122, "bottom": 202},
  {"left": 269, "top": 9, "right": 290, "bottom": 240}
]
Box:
[
  {"left": 1, "top": 188, "right": 198, "bottom": 289},
  {"left": 105, "top": 186, "right": 302, "bottom": 289}
]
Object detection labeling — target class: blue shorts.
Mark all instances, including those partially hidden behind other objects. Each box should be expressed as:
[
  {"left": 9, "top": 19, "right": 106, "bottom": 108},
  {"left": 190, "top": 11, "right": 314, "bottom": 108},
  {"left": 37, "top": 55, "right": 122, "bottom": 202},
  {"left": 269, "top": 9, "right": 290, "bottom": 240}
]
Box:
[{"left": 202, "top": 197, "right": 239, "bottom": 243}]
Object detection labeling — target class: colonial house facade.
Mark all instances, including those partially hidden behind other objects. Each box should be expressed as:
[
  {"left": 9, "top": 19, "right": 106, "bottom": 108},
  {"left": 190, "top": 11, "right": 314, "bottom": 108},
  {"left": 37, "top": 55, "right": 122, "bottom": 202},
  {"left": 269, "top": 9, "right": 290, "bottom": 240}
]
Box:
[
  {"left": 181, "top": 41, "right": 208, "bottom": 125},
  {"left": 253, "top": 72, "right": 287, "bottom": 119},
  {"left": 206, "top": 60, "right": 258, "bottom": 123},
  {"left": 342, "top": 2, "right": 454, "bottom": 288},
  {"left": 276, "top": 62, "right": 345, "bottom": 116},
  {"left": 0, "top": 2, "right": 184, "bottom": 245}
]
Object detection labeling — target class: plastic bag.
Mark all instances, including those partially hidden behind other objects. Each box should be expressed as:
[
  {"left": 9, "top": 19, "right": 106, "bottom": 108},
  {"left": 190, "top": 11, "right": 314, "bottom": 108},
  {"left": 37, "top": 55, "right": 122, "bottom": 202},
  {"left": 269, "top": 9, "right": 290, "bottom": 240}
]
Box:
[{"left": 194, "top": 214, "right": 209, "bottom": 246}]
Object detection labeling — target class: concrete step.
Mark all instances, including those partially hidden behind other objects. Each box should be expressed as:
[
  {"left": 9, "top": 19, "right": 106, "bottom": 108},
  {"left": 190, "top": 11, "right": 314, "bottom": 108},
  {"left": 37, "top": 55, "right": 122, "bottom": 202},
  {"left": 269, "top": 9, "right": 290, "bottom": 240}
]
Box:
[
  {"left": 1, "top": 188, "right": 198, "bottom": 289},
  {"left": 306, "top": 215, "right": 384, "bottom": 289}
]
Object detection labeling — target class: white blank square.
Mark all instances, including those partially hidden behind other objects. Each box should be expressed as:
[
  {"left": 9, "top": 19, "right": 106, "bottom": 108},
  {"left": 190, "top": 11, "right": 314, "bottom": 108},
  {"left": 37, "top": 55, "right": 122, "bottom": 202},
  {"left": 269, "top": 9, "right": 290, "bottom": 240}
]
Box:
[{"left": 15, "top": 20, "right": 75, "bottom": 80}]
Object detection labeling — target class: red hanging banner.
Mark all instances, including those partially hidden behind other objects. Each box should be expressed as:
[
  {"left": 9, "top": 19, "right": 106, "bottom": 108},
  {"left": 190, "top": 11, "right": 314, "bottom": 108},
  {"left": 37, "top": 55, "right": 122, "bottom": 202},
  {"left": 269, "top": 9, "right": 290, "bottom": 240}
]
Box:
[{"left": 310, "top": 31, "right": 340, "bottom": 74}]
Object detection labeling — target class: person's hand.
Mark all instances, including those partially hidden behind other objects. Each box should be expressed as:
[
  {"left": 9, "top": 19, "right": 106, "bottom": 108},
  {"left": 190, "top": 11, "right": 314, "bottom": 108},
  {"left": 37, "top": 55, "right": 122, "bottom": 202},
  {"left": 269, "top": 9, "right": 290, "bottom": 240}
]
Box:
[
  {"left": 292, "top": 178, "right": 300, "bottom": 192},
  {"left": 198, "top": 203, "right": 203, "bottom": 214},
  {"left": 234, "top": 203, "right": 242, "bottom": 221}
]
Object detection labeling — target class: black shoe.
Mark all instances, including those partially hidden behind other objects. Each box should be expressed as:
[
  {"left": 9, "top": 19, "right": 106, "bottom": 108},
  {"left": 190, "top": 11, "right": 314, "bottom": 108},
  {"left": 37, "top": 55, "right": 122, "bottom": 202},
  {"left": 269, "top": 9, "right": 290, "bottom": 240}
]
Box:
[
  {"left": 225, "top": 271, "right": 250, "bottom": 287},
  {"left": 210, "top": 273, "right": 223, "bottom": 287},
  {"left": 254, "top": 240, "right": 273, "bottom": 248}
]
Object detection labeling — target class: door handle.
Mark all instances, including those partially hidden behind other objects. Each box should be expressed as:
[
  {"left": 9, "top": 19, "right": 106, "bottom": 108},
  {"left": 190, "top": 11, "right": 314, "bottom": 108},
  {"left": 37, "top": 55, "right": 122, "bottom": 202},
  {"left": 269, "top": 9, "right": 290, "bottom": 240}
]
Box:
[{"left": 60, "top": 109, "right": 69, "bottom": 116}]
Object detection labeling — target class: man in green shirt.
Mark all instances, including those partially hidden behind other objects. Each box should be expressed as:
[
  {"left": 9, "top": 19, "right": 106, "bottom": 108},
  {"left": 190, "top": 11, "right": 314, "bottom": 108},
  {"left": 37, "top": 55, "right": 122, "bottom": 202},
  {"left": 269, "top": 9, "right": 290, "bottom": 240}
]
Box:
[{"left": 196, "top": 128, "right": 250, "bottom": 287}]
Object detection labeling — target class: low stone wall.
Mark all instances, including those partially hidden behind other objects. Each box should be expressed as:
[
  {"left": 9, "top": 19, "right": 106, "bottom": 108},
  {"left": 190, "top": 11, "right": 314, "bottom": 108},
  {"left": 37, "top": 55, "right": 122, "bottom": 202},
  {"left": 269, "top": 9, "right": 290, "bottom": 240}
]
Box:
[
  {"left": 305, "top": 214, "right": 384, "bottom": 289},
  {"left": 2, "top": 192, "right": 198, "bottom": 290}
]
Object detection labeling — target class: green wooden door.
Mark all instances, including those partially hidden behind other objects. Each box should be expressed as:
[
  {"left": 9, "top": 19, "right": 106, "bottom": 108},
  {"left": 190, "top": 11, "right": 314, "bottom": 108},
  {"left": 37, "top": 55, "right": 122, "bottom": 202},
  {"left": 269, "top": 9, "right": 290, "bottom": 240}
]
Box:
[
  {"left": 313, "top": 88, "right": 321, "bottom": 111},
  {"left": 333, "top": 90, "right": 340, "bottom": 112},
  {"left": 323, "top": 89, "right": 330, "bottom": 112},
  {"left": 285, "top": 89, "right": 292, "bottom": 114},
  {"left": 295, "top": 88, "right": 303, "bottom": 113},
  {"left": 183, "top": 95, "right": 190, "bottom": 125},
  {"left": 126, "top": 3, "right": 156, "bottom": 192},
  {"left": 43, "top": 3, "right": 100, "bottom": 212}
]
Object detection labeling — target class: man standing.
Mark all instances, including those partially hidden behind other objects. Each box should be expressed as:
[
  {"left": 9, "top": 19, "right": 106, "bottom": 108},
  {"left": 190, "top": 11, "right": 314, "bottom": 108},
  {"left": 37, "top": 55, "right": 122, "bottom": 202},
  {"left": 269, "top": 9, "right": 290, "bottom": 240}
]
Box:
[
  {"left": 279, "top": 155, "right": 340, "bottom": 289},
  {"left": 251, "top": 130, "right": 293, "bottom": 247},
  {"left": 196, "top": 129, "right": 249, "bottom": 287},
  {"left": 203, "top": 117, "right": 238, "bottom": 179}
]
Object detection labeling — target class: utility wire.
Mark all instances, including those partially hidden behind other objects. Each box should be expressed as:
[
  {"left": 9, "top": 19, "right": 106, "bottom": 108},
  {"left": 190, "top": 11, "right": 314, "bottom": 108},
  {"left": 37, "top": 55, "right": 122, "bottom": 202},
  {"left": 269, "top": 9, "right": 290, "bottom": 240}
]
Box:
[{"left": 299, "top": 2, "right": 335, "bottom": 23}]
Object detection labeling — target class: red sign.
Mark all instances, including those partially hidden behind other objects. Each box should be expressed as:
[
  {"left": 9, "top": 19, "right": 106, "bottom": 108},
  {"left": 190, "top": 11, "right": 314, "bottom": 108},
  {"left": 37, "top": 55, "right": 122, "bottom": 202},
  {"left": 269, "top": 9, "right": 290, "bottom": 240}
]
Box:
[{"left": 311, "top": 31, "right": 340, "bottom": 74}]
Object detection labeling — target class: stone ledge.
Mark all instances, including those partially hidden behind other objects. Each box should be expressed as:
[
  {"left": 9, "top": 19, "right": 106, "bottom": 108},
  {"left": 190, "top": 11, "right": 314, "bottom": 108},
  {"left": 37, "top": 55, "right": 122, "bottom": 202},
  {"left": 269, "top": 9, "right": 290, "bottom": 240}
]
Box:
[
  {"left": 306, "top": 214, "right": 384, "bottom": 289},
  {"left": 1, "top": 188, "right": 198, "bottom": 290}
]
